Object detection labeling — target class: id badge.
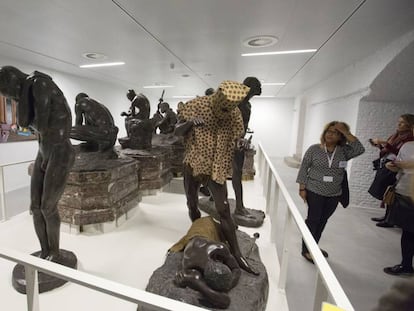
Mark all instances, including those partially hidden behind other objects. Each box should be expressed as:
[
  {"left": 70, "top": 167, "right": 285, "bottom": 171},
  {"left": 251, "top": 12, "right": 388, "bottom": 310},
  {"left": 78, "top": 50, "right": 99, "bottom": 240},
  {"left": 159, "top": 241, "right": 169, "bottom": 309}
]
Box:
[
  {"left": 323, "top": 176, "right": 333, "bottom": 182},
  {"left": 338, "top": 161, "right": 347, "bottom": 168}
]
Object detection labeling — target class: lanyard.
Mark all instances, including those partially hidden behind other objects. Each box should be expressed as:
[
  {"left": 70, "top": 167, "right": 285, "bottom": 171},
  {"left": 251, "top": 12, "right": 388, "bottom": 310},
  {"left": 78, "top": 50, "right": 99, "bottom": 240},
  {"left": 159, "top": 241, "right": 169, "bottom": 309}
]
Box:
[{"left": 324, "top": 144, "right": 337, "bottom": 168}]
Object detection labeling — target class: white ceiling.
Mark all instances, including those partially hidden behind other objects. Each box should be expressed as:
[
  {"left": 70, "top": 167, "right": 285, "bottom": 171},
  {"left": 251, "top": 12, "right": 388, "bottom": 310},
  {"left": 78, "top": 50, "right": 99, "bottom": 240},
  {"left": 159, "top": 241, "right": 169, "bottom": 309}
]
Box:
[{"left": 0, "top": 0, "right": 414, "bottom": 100}]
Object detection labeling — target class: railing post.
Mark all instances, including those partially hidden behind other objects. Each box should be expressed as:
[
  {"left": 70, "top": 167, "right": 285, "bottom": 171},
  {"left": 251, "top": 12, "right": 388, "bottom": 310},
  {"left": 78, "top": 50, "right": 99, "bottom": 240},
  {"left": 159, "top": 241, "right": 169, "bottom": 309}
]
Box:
[
  {"left": 0, "top": 166, "right": 6, "bottom": 222},
  {"left": 25, "top": 265, "right": 40, "bottom": 311},
  {"left": 262, "top": 162, "right": 269, "bottom": 196},
  {"left": 257, "top": 147, "right": 262, "bottom": 177},
  {"left": 278, "top": 207, "right": 293, "bottom": 290},
  {"left": 313, "top": 273, "right": 329, "bottom": 311},
  {"left": 265, "top": 169, "right": 272, "bottom": 209}
]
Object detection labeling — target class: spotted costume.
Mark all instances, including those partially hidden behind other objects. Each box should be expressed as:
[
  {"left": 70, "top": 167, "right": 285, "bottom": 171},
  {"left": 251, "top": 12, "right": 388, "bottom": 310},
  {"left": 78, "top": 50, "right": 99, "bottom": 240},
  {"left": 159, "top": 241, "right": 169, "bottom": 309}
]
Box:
[{"left": 178, "top": 81, "right": 249, "bottom": 184}]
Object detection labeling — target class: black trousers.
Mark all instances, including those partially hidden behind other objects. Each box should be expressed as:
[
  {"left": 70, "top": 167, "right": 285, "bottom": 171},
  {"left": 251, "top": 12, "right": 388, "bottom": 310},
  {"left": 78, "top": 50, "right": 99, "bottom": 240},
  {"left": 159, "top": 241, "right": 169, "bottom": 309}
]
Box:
[
  {"left": 401, "top": 230, "right": 414, "bottom": 269},
  {"left": 302, "top": 190, "right": 339, "bottom": 253}
]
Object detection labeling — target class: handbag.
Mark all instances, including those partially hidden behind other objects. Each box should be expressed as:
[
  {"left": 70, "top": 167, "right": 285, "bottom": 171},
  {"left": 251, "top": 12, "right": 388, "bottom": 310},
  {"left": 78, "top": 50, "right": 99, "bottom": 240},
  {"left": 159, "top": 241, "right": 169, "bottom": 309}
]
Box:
[
  {"left": 383, "top": 185, "right": 396, "bottom": 205},
  {"left": 339, "top": 171, "right": 349, "bottom": 208},
  {"left": 382, "top": 171, "right": 403, "bottom": 206}
]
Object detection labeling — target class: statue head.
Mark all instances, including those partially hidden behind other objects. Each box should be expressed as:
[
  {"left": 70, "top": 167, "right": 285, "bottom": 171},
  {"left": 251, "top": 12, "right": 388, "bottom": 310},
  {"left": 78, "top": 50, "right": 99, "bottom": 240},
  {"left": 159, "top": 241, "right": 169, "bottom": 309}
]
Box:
[
  {"left": 204, "top": 259, "right": 234, "bottom": 292},
  {"left": 243, "top": 77, "right": 262, "bottom": 98},
  {"left": 210, "top": 80, "right": 250, "bottom": 120},
  {"left": 159, "top": 102, "right": 170, "bottom": 113},
  {"left": 205, "top": 88, "right": 215, "bottom": 96},
  {"left": 75, "top": 92, "right": 89, "bottom": 103},
  {"left": 126, "top": 89, "right": 136, "bottom": 101},
  {"left": 0, "top": 66, "right": 27, "bottom": 100}
]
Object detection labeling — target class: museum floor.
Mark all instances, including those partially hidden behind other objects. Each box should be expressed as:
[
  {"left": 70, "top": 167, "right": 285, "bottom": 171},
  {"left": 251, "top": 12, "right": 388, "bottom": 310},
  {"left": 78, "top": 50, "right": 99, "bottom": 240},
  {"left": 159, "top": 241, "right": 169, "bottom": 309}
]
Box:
[{"left": 0, "top": 157, "right": 408, "bottom": 311}]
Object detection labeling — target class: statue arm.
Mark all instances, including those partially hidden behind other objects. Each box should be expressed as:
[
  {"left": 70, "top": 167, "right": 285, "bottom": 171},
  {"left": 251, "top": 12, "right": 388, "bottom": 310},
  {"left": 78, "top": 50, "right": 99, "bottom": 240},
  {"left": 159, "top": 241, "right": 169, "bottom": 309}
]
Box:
[{"left": 32, "top": 81, "right": 51, "bottom": 132}]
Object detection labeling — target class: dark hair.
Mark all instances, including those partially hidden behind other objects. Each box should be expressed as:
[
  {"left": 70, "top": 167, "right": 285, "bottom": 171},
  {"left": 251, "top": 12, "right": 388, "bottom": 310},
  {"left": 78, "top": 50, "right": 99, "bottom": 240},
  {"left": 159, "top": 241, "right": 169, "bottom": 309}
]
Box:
[
  {"left": 320, "top": 121, "right": 350, "bottom": 146},
  {"left": 205, "top": 88, "right": 215, "bottom": 96},
  {"left": 400, "top": 114, "right": 414, "bottom": 128}
]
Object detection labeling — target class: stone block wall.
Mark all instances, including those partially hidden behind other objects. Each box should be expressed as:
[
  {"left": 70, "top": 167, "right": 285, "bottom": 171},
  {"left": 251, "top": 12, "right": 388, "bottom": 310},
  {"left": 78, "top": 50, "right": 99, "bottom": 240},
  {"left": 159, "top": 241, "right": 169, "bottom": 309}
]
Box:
[{"left": 350, "top": 100, "right": 414, "bottom": 208}]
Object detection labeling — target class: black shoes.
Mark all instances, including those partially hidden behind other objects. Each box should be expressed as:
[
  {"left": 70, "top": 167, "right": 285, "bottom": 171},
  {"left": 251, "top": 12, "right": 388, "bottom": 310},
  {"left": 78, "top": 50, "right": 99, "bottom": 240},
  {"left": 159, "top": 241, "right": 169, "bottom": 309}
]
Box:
[
  {"left": 302, "top": 249, "right": 328, "bottom": 264},
  {"left": 383, "top": 264, "right": 414, "bottom": 276},
  {"left": 376, "top": 221, "right": 394, "bottom": 228},
  {"left": 371, "top": 216, "right": 385, "bottom": 222},
  {"left": 320, "top": 249, "right": 329, "bottom": 258},
  {"left": 301, "top": 252, "right": 314, "bottom": 264}
]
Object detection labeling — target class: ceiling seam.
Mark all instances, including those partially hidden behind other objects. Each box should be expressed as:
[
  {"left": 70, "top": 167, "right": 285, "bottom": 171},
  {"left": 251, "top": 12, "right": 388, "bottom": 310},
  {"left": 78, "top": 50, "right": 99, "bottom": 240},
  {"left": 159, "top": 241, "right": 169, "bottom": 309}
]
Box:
[
  {"left": 111, "top": 0, "right": 210, "bottom": 87},
  {"left": 275, "top": 0, "right": 368, "bottom": 97}
]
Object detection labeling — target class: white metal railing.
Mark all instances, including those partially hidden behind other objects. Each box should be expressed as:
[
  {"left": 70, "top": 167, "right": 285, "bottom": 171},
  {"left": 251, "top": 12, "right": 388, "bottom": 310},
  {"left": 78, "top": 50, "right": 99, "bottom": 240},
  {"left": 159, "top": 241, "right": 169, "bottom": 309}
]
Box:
[
  {"left": 0, "top": 159, "right": 33, "bottom": 222},
  {"left": 0, "top": 247, "right": 208, "bottom": 311},
  {"left": 256, "top": 143, "right": 354, "bottom": 311}
]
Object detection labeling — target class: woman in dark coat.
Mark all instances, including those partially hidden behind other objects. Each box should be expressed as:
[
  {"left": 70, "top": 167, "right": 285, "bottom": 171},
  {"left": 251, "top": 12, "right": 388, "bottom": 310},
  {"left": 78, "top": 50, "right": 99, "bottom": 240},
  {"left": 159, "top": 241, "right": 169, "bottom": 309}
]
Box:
[{"left": 369, "top": 114, "right": 414, "bottom": 227}]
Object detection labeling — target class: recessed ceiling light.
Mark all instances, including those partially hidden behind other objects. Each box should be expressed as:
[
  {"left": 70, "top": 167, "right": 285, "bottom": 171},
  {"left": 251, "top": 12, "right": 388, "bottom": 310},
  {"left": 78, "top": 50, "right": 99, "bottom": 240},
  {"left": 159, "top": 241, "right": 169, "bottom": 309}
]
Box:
[
  {"left": 79, "top": 62, "right": 125, "bottom": 68},
  {"left": 242, "top": 49, "right": 317, "bottom": 57},
  {"left": 172, "top": 95, "right": 196, "bottom": 99},
  {"left": 143, "top": 85, "right": 174, "bottom": 89},
  {"left": 262, "top": 82, "right": 286, "bottom": 86},
  {"left": 204, "top": 73, "right": 212, "bottom": 77},
  {"left": 243, "top": 35, "right": 279, "bottom": 48},
  {"left": 181, "top": 74, "right": 191, "bottom": 78},
  {"left": 82, "top": 52, "right": 107, "bottom": 60}
]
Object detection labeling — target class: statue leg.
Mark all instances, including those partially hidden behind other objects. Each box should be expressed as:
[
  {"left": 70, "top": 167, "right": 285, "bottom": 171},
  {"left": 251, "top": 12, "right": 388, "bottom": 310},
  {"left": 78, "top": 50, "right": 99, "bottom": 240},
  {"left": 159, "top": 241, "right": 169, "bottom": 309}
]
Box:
[
  {"left": 207, "top": 180, "right": 258, "bottom": 275},
  {"left": 40, "top": 144, "right": 75, "bottom": 261},
  {"left": 175, "top": 269, "right": 231, "bottom": 309},
  {"left": 30, "top": 154, "right": 49, "bottom": 259},
  {"left": 183, "top": 165, "right": 201, "bottom": 221},
  {"left": 232, "top": 150, "right": 250, "bottom": 216}
]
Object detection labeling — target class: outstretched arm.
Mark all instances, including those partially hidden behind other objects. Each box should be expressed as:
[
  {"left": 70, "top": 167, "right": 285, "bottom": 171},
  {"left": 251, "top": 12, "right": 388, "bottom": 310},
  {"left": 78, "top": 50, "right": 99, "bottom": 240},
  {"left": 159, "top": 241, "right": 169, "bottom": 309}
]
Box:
[{"left": 174, "top": 117, "right": 204, "bottom": 136}]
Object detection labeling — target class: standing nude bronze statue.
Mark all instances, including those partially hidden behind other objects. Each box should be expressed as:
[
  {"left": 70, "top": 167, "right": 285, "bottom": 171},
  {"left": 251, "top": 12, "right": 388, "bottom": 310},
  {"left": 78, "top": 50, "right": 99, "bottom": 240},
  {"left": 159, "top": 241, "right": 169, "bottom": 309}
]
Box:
[
  {"left": 175, "top": 80, "right": 258, "bottom": 275},
  {"left": 0, "top": 66, "right": 75, "bottom": 262},
  {"left": 232, "top": 77, "right": 262, "bottom": 217}
]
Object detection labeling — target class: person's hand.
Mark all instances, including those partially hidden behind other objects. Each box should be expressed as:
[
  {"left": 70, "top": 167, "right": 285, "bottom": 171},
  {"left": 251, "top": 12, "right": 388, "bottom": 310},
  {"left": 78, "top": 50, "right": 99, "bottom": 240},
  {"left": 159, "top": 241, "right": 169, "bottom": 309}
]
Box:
[
  {"left": 334, "top": 122, "right": 351, "bottom": 135},
  {"left": 191, "top": 117, "right": 204, "bottom": 126},
  {"left": 299, "top": 189, "right": 307, "bottom": 202},
  {"left": 393, "top": 160, "right": 414, "bottom": 169}
]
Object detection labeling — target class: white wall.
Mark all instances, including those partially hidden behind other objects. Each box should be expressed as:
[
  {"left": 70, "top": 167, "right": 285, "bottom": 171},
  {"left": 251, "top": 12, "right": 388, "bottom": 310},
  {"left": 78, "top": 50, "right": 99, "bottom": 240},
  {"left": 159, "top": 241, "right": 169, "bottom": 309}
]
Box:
[
  {"left": 0, "top": 55, "right": 129, "bottom": 192},
  {"left": 248, "top": 98, "right": 295, "bottom": 157},
  {"left": 295, "top": 29, "right": 414, "bottom": 208},
  {"left": 350, "top": 100, "right": 414, "bottom": 208}
]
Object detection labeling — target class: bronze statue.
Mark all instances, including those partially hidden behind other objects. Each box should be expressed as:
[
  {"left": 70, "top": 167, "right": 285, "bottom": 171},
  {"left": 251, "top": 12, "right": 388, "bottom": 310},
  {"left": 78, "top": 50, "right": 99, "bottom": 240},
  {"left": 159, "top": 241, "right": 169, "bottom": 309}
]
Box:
[
  {"left": 155, "top": 102, "right": 177, "bottom": 134},
  {"left": 170, "top": 216, "right": 241, "bottom": 309},
  {"left": 0, "top": 66, "right": 75, "bottom": 262},
  {"left": 70, "top": 93, "right": 118, "bottom": 152},
  {"left": 232, "top": 77, "right": 262, "bottom": 217},
  {"left": 175, "top": 80, "right": 258, "bottom": 275},
  {"left": 119, "top": 89, "right": 155, "bottom": 149}
]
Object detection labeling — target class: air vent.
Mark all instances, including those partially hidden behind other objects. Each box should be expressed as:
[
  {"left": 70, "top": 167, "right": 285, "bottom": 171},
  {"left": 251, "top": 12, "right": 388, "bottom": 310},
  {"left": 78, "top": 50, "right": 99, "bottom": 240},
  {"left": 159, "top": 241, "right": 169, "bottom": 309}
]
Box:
[{"left": 243, "top": 35, "right": 278, "bottom": 48}]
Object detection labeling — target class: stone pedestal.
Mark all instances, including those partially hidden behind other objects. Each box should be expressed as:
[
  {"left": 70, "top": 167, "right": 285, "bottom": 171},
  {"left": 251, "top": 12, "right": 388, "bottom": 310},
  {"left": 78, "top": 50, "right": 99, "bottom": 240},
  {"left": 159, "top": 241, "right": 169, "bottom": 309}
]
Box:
[
  {"left": 12, "top": 249, "right": 77, "bottom": 294},
  {"left": 117, "top": 146, "right": 173, "bottom": 194},
  {"left": 242, "top": 148, "right": 256, "bottom": 180},
  {"left": 198, "top": 198, "right": 265, "bottom": 228},
  {"left": 57, "top": 154, "right": 140, "bottom": 227},
  {"left": 152, "top": 134, "right": 185, "bottom": 177},
  {"left": 138, "top": 230, "right": 268, "bottom": 311}
]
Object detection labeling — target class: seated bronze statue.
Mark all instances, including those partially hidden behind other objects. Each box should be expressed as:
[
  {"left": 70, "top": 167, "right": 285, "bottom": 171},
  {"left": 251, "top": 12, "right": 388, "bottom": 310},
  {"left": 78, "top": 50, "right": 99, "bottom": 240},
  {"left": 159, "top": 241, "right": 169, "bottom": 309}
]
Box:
[
  {"left": 170, "top": 216, "right": 241, "bottom": 309},
  {"left": 70, "top": 93, "right": 118, "bottom": 152},
  {"left": 155, "top": 102, "right": 177, "bottom": 134},
  {"left": 119, "top": 89, "right": 155, "bottom": 149}
]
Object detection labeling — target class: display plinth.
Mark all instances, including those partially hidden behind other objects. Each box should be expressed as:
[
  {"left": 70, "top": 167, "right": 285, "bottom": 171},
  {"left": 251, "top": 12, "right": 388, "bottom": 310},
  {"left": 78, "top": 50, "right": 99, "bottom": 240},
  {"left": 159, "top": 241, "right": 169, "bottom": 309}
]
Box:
[
  {"left": 152, "top": 134, "right": 185, "bottom": 177},
  {"left": 12, "top": 249, "right": 77, "bottom": 294},
  {"left": 57, "top": 154, "right": 140, "bottom": 227},
  {"left": 138, "top": 231, "right": 268, "bottom": 311},
  {"left": 117, "top": 146, "right": 173, "bottom": 193},
  {"left": 198, "top": 197, "right": 265, "bottom": 228}
]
